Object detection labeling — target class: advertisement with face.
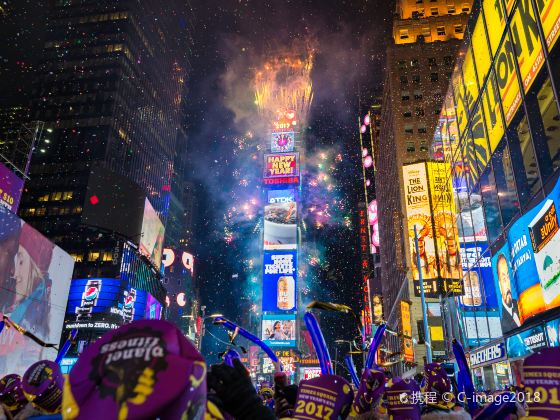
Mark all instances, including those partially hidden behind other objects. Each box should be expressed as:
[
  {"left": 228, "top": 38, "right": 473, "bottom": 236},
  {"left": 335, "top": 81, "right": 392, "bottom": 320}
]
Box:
[
  {"left": 0, "top": 206, "right": 74, "bottom": 376},
  {"left": 492, "top": 244, "right": 522, "bottom": 334},
  {"left": 139, "top": 198, "right": 165, "bottom": 270},
  {"left": 0, "top": 162, "right": 24, "bottom": 212},
  {"left": 460, "top": 243, "right": 497, "bottom": 309},
  {"left": 262, "top": 250, "right": 297, "bottom": 312},
  {"left": 262, "top": 314, "right": 296, "bottom": 347},
  {"left": 264, "top": 189, "right": 297, "bottom": 250}
]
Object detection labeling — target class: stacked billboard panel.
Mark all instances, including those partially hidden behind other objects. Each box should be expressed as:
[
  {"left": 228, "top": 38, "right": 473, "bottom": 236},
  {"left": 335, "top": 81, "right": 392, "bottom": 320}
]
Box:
[{"left": 262, "top": 119, "right": 299, "bottom": 350}]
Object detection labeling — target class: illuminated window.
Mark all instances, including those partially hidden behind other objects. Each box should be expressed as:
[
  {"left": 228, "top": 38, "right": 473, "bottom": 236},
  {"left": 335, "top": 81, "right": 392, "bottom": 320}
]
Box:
[
  {"left": 72, "top": 206, "right": 83, "bottom": 214},
  {"left": 420, "top": 141, "right": 429, "bottom": 151},
  {"left": 38, "top": 194, "right": 49, "bottom": 202},
  {"left": 448, "top": 6, "right": 455, "bottom": 14},
  {"left": 88, "top": 251, "right": 101, "bottom": 261},
  {"left": 51, "top": 191, "right": 62, "bottom": 201},
  {"left": 406, "top": 142, "right": 416, "bottom": 152},
  {"left": 71, "top": 254, "right": 84, "bottom": 262},
  {"left": 36, "top": 207, "right": 46, "bottom": 216},
  {"left": 63, "top": 191, "right": 73, "bottom": 200},
  {"left": 430, "top": 7, "right": 439, "bottom": 16},
  {"left": 400, "top": 29, "right": 409, "bottom": 40},
  {"left": 454, "top": 25, "right": 464, "bottom": 34},
  {"left": 26, "top": 208, "right": 36, "bottom": 216},
  {"left": 462, "top": 5, "right": 470, "bottom": 13},
  {"left": 102, "top": 252, "right": 113, "bottom": 262},
  {"left": 422, "top": 27, "right": 431, "bottom": 37},
  {"left": 437, "top": 26, "right": 445, "bottom": 36}
]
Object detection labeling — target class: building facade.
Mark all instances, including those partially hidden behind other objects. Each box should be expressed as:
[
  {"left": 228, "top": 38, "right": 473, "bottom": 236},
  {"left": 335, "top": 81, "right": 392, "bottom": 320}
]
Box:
[
  {"left": 377, "top": 0, "right": 472, "bottom": 375},
  {"left": 431, "top": 0, "right": 560, "bottom": 390}
]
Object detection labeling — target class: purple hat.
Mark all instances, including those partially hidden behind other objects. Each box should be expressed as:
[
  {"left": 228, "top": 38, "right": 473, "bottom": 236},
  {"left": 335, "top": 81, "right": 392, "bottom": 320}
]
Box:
[
  {"left": 22, "top": 360, "right": 64, "bottom": 414},
  {"left": 294, "top": 374, "right": 354, "bottom": 419},
  {"left": 63, "top": 320, "right": 207, "bottom": 420},
  {"left": 0, "top": 374, "right": 27, "bottom": 415},
  {"left": 422, "top": 362, "right": 454, "bottom": 409},
  {"left": 386, "top": 378, "right": 421, "bottom": 420}
]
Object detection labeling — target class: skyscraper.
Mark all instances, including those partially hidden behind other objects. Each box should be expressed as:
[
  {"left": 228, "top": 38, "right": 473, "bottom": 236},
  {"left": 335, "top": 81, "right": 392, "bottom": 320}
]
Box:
[
  {"left": 376, "top": 0, "right": 472, "bottom": 375},
  {"left": 17, "top": 1, "right": 194, "bottom": 348}
]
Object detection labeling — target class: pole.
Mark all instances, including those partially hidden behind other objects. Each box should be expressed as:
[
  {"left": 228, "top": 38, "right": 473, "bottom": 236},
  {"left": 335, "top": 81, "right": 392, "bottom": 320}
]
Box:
[{"left": 414, "top": 225, "right": 432, "bottom": 364}]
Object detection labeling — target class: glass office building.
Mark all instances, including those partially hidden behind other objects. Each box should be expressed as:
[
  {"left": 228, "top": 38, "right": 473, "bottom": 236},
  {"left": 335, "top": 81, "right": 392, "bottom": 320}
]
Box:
[{"left": 431, "top": 0, "right": 560, "bottom": 389}]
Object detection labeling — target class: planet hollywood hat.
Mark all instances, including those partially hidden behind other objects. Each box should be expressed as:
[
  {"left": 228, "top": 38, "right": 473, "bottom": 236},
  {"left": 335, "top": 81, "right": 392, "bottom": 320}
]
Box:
[
  {"left": 293, "top": 374, "right": 354, "bottom": 420},
  {"left": 22, "top": 360, "right": 64, "bottom": 414},
  {"left": 386, "top": 378, "right": 421, "bottom": 420},
  {"left": 422, "top": 362, "right": 455, "bottom": 410},
  {"left": 62, "top": 319, "right": 207, "bottom": 420},
  {"left": 0, "top": 374, "right": 27, "bottom": 415}
]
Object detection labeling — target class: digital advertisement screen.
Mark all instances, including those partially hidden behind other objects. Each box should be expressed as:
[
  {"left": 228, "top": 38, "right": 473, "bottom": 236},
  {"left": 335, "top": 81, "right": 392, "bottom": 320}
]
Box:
[
  {"left": 491, "top": 176, "right": 560, "bottom": 333},
  {"left": 81, "top": 164, "right": 145, "bottom": 240},
  {"left": 65, "top": 278, "right": 125, "bottom": 326},
  {"left": 546, "top": 317, "right": 560, "bottom": 347},
  {"left": 0, "top": 206, "right": 74, "bottom": 376},
  {"left": 506, "top": 325, "right": 547, "bottom": 359},
  {"left": 139, "top": 198, "right": 165, "bottom": 270},
  {"left": 462, "top": 313, "right": 502, "bottom": 347},
  {"left": 262, "top": 250, "right": 297, "bottom": 312},
  {"left": 263, "top": 153, "right": 300, "bottom": 179},
  {"left": 262, "top": 314, "right": 296, "bottom": 347},
  {"left": 0, "top": 162, "right": 24, "bottom": 212},
  {"left": 145, "top": 292, "right": 163, "bottom": 320},
  {"left": 264, "top": 189, "right": 297, "bottom": 250},
  {"left": 271, "top": 131, "right": 295, "bottom": 153},
  {"left": 161, "top": 248, "right": 195, "bottom": 331},
  {"left": 460, "top": 243, "right": 497, "bottom": 309}
]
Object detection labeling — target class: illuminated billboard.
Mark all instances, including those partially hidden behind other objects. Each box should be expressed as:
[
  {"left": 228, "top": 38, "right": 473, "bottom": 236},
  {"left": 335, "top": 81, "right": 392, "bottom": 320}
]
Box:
[
  {"left": 491, "top": 176, "right": 560, "bottom": 333},
  {"left": 400, "top": 301, "right": 414, "bottom": 362},
  {"left": 139, "top": 198, "right": 165, "bottom": 270},
  {"left": 161, "top": 248, "right": 195, "bottom": 331},
  {"left": 0, "top": 162, "right": 23, "bottom": 212},
  {"left": 262, "top": 250, "right": 297, "bottom": 312},
  {"left": 262, "top": 314, "right": 296, "bottom": 347},
  {"left": 459, "top": 243, "right": 498, "bottom": 309},
  {"left": 264, "top": 189, "right": 297, "bottom": 250},
  {"left": 403, "top": 162, "right": 462, "bottom": 297},
  {"left": 271, "top": 132, "right": 295, "bottom": 153},
  {"left": 263, "top": 152, "right": 300, "bottom": 181},
  {"left": 0, "top": 206, "right": 74, "bottom": 376}
]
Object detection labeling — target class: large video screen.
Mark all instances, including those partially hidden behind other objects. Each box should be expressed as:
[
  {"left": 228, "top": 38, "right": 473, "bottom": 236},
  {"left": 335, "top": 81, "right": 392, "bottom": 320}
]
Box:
[
  {"left": 0, "top": 162, "right": 24, "bottom": 212},
  {"left": 262, "top": 250, "right": 297, "bottom": 312},
  {"left": 262, "top": 314, "right": 296, "bottom": 347},
  {"left": 0, "top": 206, "right": 74, "bottom": 376},
  {"left": 139, "top": 198, "right": 165, "bottom": 270},
  {"left": 81, "top": 164, "right": 145, "bottom": 240},
  {"left": 264, "top": 189, "right": 297, "bottom": 250},
  {"left": 491, "top": 176, "right": 560, "bottom": 333}
]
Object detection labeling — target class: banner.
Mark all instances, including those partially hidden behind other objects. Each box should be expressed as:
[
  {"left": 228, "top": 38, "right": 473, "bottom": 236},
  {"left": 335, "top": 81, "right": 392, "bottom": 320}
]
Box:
[
  {"left": 0, "top": 162, "right": 24, "bottom": 212},
  {"left": 262, "top": 250, "right": 297, "bottom": 312},
  {"left": 263, "top": 153, "right": 300, "bottom": 180},
  {"left": 262, "top": 314, "right": 296, "bottom": 347}
]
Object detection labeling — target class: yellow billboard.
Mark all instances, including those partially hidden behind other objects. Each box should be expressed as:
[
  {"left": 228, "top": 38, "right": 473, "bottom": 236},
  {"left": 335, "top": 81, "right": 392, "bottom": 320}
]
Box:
[
  {"left": 511, "top": 1, "right": 545, "bottom": 94},
  {"left": 400, "top": 300, "right": 412, "bottom": 337},
  {"left": 481, "top": 74, "right": 505, "bottom": 153},
  {"left": 462, "top": 47, "right": 479, "bottom": 114},
  {"left": 472, "top": 17, "right": 491, "bottom": 87},
  {"left": 483, "top": 0, "right": 507, "bottom": 58},
  {"left": 535, "top": 0, "right": 560, "bottom": 50},
  {"left": 494, "top": 32, "right": 522, "bottom": 125}
]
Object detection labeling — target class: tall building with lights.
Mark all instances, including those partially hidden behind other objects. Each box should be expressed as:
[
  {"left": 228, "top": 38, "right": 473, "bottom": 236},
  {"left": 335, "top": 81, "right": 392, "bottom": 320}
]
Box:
[
  {"left": 376, "top": 0, "right": 472, "bottom": 375},
  {"left": 15, "top": 1, "right": 195, "bottom": 356}
]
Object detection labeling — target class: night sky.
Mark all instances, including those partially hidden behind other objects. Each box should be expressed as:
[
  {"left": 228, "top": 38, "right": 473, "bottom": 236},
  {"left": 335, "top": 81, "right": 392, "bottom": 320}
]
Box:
[{"left": 185, "top": 0, "right": 394, "bottom": 363}]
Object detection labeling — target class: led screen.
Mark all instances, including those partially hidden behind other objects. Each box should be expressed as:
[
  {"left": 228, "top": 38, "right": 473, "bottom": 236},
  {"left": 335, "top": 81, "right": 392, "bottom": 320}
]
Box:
[
  {"left": 262, "top": 250, "right": 297, "bottom": 312},
  {"left": 264, "top": 189, "right": 297, "bottom": 250},
  {"left": 0, "top": 206, "right": 74, "bottom": 376},
  {"left": 139, "top": 198, "right": 165, "bottom": 270},
  {"left": 262, "top": 314, "right": 296, "bottom": 347}
]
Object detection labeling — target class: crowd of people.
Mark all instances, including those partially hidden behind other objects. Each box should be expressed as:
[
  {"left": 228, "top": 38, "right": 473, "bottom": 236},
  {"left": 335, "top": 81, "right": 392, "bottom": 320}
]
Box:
[{"left": 0, "top": 319, "right": 553, "bottom": 419}]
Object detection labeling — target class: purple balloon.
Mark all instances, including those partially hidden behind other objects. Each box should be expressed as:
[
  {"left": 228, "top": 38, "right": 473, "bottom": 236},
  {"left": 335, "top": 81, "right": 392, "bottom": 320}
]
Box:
[{"left": 303, "top": 312, "right": 333, "bottom": 375}]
